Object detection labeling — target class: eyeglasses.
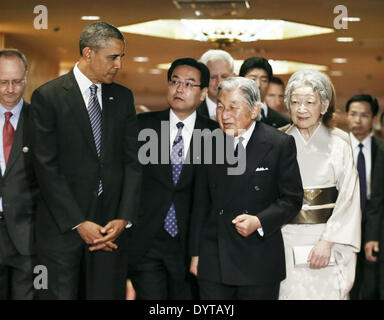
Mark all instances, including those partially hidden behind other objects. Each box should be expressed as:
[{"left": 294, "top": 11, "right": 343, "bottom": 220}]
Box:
[
  {"left": 168, "top": 80, "right": 201, "bottom": 90},
  {"left": 0, "top": 79, "right": 26, "bottom": 88}
]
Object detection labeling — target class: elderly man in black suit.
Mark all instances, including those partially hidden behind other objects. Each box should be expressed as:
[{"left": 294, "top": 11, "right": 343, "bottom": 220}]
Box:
[
  {"left": 0, "top": 49, "right": 39, "bottom": 300},
  {"left": 239, "top": 57, "right": 289, "bottom": 128},
  {"left": 127, "top": 58, "right": 218, "bottom": 300},
  {"left": 189, "top": 77, "right": 303, "bottom": 299},
  {"left": 346, "top": 94, "right": 384, "bottom": 299},
  {"left": 31, "top": 22, "right": 141, "bottom": 299}
]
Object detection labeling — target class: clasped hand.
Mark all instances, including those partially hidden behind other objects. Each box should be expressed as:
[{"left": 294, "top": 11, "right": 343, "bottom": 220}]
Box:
[
  {"left": 308, "top": 240, "right": 333, "bottom": 269},
  {"left": 77, "top": 219, "right": 127, "bottom": 252}
]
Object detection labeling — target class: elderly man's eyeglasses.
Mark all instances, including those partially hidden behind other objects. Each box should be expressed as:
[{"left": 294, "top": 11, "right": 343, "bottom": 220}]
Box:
[
  {"left": 0, "top": 79, "right": 26, "bottom": 88},
  {"left": 168, "top": 80, "right": 201, "bottom": 90}
]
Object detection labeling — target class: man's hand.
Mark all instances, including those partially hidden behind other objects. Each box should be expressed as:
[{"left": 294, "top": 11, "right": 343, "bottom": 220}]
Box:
[
  {"left": 77, "top": 221, "right": 104, "bottom": 245},
  {"left": 232, "top": 214, "right": 261, "bottom": 237},
  {"left": 190, "top": 256, "right": 199, "bottom": 276},
  {"left": 308, "top": 240, "right": 333, "bottom": 269},
  {"left": 89, "top": 219, "right": 128, "bottom": 252},
  {"left": 365, "top": 241, "right": 379, "bottom": 262}
]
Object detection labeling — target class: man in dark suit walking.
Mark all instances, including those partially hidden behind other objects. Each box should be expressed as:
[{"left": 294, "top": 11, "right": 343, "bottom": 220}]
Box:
[
  {"left": 127, "top": 58, "right": 218, "bottom": 299},
  {"left": 31, "top": 22, "right": 141, "bottom": 299},
  {"left": 0, "top": 49, "right": 39, "bottom": 300},
  {"left": 346, "top": 94, "right": 384, "bottom": 299},
  {"left": 239, "top": 57, "right": 289, "bottom": 128},
  {"left": 189, "top": 77, "right": 302, "bottom": 299}
]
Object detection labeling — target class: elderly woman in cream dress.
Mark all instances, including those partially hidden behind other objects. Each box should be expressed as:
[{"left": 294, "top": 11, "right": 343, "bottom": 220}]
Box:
[{"left": 278, "top": 70, "right": 361, "bottom": 300}]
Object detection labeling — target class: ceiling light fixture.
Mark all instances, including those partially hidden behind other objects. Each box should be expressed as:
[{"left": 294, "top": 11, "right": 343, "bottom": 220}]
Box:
[
  {"left": 336, "top": 37, "right": 354, "bottom": 42},
  {"left": 81, "top": 16, "right": 100, "bottom": 21},
  {"left": 342, "top": 17, "right": 360, "bottom": 22},
  {"left": 332, "top": 58, "right": 347, "bottom": 63},
  {"left": 133, "top": 57, "right": 149, "bottom": 62},
  {"left": 119, "top": 19, "right": 334, "bottom": 44}
]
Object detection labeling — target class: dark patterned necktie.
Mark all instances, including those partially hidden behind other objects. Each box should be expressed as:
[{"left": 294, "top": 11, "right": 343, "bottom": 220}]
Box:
[
  {"left": 357, "top": 143, "right": 367, "bottom": 212},
  {"left": 164, "top": 122, "right": 184, "bottom": 237},
  {"left": 88, "top": 84, "right": 103, "bottom": 195},
  {"left": 3, "top": 112, "right": 15, "bottom": 166}
]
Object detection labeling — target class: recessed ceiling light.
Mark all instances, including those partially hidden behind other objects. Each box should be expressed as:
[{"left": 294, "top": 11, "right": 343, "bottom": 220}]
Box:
[
  {"left": 330, "top": 71, "right": 343, "bottom": 77},
  {"left": 342, "top": 17, "right": 360, "bottom": 22},
  {"left": 81, "top": 16, "right": 100, "bottom": 21},
  {"left": 133, "top": 57, "right": 149, "bottom": 62},
  {"left": 332, "top": 58, "right": 347, "bottom": 63},
  {"left": 195, "top": 11, "right": 201, "bottom": 16},
  {"left": 149, "top": 69, "right": 162, "bottom": 75},
  {"left": 337, "top": 37, "right": 354, "bottom": 42}
]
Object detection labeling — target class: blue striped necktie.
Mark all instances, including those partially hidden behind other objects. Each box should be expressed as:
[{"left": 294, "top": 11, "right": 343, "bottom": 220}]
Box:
[
  {"left": 164, "top": 122, "right": 184, "bottom": 237},
  {"left": 88, "top": 84, "right": 103, "bottom": 195}
]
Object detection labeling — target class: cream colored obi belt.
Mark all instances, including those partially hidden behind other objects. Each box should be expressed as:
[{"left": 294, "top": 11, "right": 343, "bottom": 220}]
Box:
[{"left": 290, "top": 187, "right": 338, "bottom": 224}]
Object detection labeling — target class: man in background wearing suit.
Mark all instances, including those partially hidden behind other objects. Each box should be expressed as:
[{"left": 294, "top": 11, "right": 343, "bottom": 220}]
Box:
[
  {"left": 346, "top": 94, "right": 384, "bottom": 299},
  {"left": 239, "top": 57, "right": 289, "bottom": 128},
  {"left": 197, "top": 50, "right": 235, "bottom": 120},
  {"left": 0, "top": 49, "right": 39, "bottom": 300},
  {"left": 189, "top": 77, "right": 302, "bottom": 299},
  {"left": 128, "top": 58, "right": 218, "bottom": 299},
  {"left": 31, "top": 22, "right": 141, "bottom": 299}
]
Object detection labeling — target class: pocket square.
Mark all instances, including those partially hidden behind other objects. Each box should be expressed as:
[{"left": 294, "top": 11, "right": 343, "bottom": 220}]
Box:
[{"left": 255, "top": 167, "right": 269, "bottom": 172}]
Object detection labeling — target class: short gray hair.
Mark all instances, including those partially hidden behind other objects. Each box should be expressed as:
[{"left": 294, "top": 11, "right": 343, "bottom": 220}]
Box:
[
  {"left": 284, "top": 69, "right": 333, "bottom": 111},
  {"left": 79, "top": 21, "right": 124, "bottom": 56},
  {"left": 199, "top": 49, "right": 234, "bottom": 73},
  {"left": 218, "top": 77, "right": 262, "bottom": 120},
  {"left": 0, "top": 48, "right": 28, "bottom": 71}
]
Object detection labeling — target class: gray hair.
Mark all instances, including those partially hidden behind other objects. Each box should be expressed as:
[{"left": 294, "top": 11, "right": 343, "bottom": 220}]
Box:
[
  {"left": 284, "top": 69, "right": 333, "bottom": 110},
  {"left": 79, "top": 21, "right": 124, "bottom": 56},
  {"left": 218, "top": 77, "right": 262, "bottom": 120},
  {"left": 199, "top": 49, "right": 234, "bottom": 73},
  {"left": 0, "top": 48, "right": 28, "bottom": 71}
]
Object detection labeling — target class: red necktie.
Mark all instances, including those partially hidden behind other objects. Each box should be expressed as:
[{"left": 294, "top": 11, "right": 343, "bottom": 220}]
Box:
[{"left": 3, "top": 112, "right": 15, "bottom": 166}]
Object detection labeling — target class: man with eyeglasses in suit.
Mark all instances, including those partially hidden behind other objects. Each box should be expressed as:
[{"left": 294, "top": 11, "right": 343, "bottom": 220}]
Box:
[{"left": 127, "top": 57, "right": 218, "bottom": 299}]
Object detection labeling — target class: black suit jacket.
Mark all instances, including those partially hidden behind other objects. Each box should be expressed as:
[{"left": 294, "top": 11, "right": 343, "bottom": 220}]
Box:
[
  {"left": 364, "top": 136, "right": 384, "bottom": 260},
  {"left": 261, "top": 105, "right": 290, "bottom": 128},
  {"left": 196, "top": 100, "right": 210, "bottom": 119},
  {"left": 0, "top": 101, "right": 39, "bottom": 255},
  {"left": 127, "top": 109, "right": 218, "bottom": 264},
  {"left": 190, "top": 122, "right": 303, "bottom": 286},
  {"left": 31, "top": 70, "right": 141, "bottom": 250}
]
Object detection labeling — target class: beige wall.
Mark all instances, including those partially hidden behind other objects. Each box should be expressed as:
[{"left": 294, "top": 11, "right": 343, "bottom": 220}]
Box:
[{"left": 3, "top": 34, "right": 59, "bottom": 102}]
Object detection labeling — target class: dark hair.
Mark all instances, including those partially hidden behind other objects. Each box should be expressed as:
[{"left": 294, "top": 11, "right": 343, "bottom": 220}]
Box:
[
  {"left": 79, "top": 21, "right": 124, "bottom": 56},
  {"left": 167, "top": 57, "right": 210, "bottom": 88},
  {"left": 239, "top": 57, "right": 273, "bottom": 81},
  {"left": 345, "top": 94, "right": 379, "bottom": 117},
  {"left": 0, "top": 48, "right": 28, "bottom": 71},
  {"left": 269, "top": 76, "right": 284, "bottom": 86}
]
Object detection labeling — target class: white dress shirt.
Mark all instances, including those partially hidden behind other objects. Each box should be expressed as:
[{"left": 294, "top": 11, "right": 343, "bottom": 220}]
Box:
[
  {"left": 205, "top": 96, "right": 217, "bottom": 120},
  {"left": 73, "top": 63, "right": 102, "bottom": 109},
  {"left": 0, "top": 99, "right": 23, "bottom": 211},
  {"left": 169, "top": 109, "right": 196, "bottom": 159},
  {"left": 349, "top": 132, "right": 372, "bottom": 199}
]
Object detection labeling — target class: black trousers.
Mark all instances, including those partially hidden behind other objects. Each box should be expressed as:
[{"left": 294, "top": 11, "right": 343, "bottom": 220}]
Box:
[
  {"left": 198, "top": 279, "right": 280, "bottom": 300},
  {"left": 37, "top": 194, "right": 128, "bottom": 300},
  {"left": 0, "top": 220, "right": 37, "bottom": 300},
  {"left": 130, "top": 230, "right": 194, "bottom": 300}
]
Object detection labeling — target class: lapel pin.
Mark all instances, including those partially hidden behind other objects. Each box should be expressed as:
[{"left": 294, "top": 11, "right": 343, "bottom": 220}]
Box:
[
  {"left": 22, "top": 146, "right": 29, "bottom": 153},
  {"left": 109, "top": 96, "right": 114, "bottom": 101}
]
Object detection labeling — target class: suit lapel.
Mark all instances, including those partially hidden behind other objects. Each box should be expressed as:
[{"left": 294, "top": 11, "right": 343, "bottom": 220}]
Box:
[
  {"left": 100, "top": 84, "right": 115, "bottom": 160},
  {"left": 63, "top": 71, "right": 98, "bottom": 157},
  {"left": 3, "top": 102, "right": 26, "bottom": 177},
  {"left": 220, "top": 122, "right": 273, "bottom": 207}
]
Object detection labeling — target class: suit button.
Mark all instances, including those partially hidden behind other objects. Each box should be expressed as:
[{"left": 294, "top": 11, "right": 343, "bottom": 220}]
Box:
[{"left": 219, "top": 209, "right": 224, "bottom": 215}]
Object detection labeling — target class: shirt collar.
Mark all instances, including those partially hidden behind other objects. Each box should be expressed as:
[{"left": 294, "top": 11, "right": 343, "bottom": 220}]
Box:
[
  {"left": 349, "top": 132, "right": 371, "bottom": 149},
  {"left": 169, "top": 109, "right": 196, "bottom": 135},
  {"left": 73, "top": 63, "right": 101, "bottom": 95},
  {"left": 205, "top": 96, "right": 217, "bottom": 118},
  {"left": 0, "top": 98, "right": 23, "bottom": 119},
  {"left": 234, "top": 121, "right": 256, "bottom": 147}
]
